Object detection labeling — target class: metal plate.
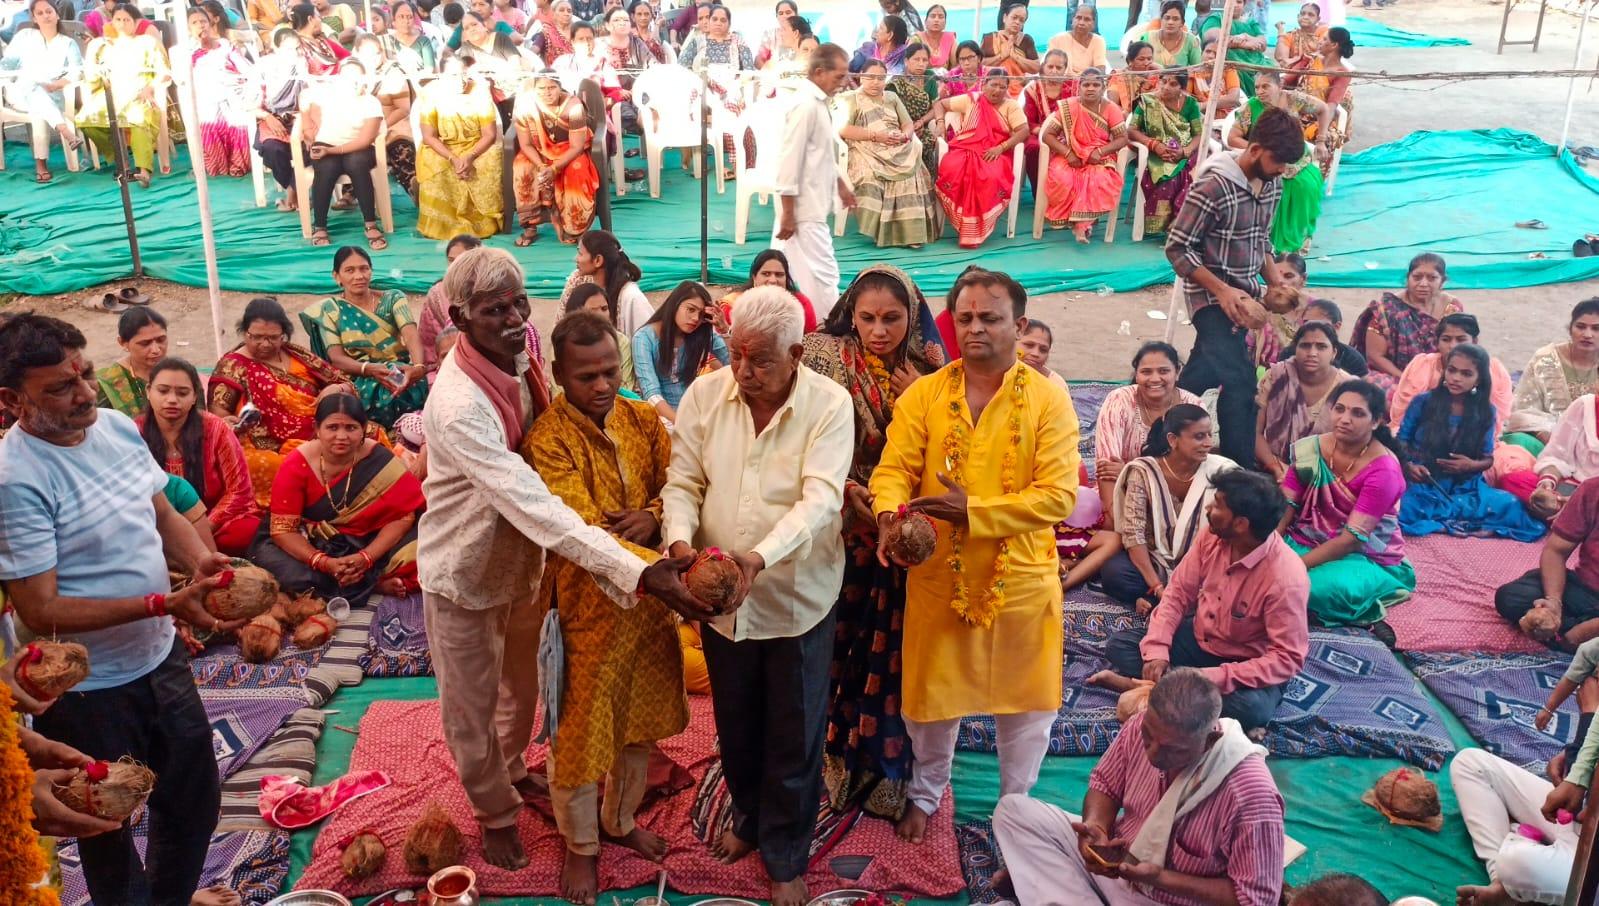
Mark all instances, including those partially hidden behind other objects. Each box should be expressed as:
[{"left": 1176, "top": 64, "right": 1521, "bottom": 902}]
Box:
[
  {"left": 264, "top": 892, "right": 354, "bottom": 906},
  {"left": 805, "top": 891, "right": 874, "bottom": 906}
]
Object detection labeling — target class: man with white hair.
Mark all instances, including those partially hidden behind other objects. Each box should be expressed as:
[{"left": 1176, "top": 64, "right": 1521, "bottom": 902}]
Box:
[
  {"left": 991, "top": 669, "right": 1286, "bottom": 906},
  {"left": 771, "top": 41, "right": 855, "bottom": 314},
  {"left": 661, "top": 285, "right": 854, "bottom": 906},
  {"left": 419, "top": 247, "right": 712, "bottom": 872}
]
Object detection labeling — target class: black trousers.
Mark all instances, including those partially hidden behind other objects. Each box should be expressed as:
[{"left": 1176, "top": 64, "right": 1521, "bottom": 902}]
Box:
[
  {"left": 1105, "top": 616, "right": 1285, "bottom": 730},
  {"left": 1100, "top": 550, "right": 1152, "bottom": 606},
  {"left": 1496, "top": 568, "right": 1599, "bottom": 635},
  {"left": 255, "top": 137, "right": 294, "bottom": 191},
  {"left": 33, "top": 639, "right": 219, "bottom": 906},
  {"left": 1178, "top": 304, "right": 1259, "bottom": 469},
  {"left": 702, "top": 610, "right": 835, "bottom": 883},
  {"left": 309, "top": 146, "right": 377, "bottom": 230}
]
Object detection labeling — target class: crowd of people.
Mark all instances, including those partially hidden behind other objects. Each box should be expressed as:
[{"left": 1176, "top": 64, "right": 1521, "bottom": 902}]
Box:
[{"left": 3, "top": 0, "right": 1355, "bottom": 254}]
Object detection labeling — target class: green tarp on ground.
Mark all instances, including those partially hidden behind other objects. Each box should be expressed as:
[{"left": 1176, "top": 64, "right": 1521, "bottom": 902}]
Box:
[
  {"left": 4, "top": 128, "right": 1594, "bottom": 299},
  {"left": 283, "top": 674, "right": 1485, "bottom": 904}
]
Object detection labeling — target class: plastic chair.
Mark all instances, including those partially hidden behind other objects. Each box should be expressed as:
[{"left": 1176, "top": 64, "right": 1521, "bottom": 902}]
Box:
[
  {"left": 731, "top": 99, "right": 788, "bottom": 244},
  {"left": 0, "top": 76, "right": 84, "bottom": 173},
  {"left": 938, "top": 111, "right": 1025, "bottom": 241},
  {"left": 1323, "top": 104, "right": 1347, "bottom": 197},
  {"left": 288, "top": 113, "right": 395, "bottom": 239},
  {"left": 813, "top": 8, "right": 873, "bottom": 51},
  {"left": 633, "top": 63, "right": 722, "bottom": 198},
  {"left": 1031, "top": 139, "right": 1148, "bottom": 243}
]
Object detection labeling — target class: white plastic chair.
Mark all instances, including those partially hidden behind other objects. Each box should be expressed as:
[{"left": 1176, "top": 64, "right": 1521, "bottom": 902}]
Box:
[
  {"left": 0, "top": 76, "right": 84, "bottom": 173},
  {"left": 1209, "top": 108, "right": 1238, "bottom": 156},
  {"left": 288, "top": 113, "right": 395, "bottom": 239},
  {"left": 1323, "top": 104, "right": 1347, "bottom": 197},
  {"left": 937, "top": 111, "right": 1025, "bottom": 241},
  {"left": 731, "top": 99, "right": 789, "bottom": 244},
  {"left": 633, "top": 63, "right": 722, "bottom": 198},
  {"left": 1031, "top": 139, "right": 1148, "bottom": 243}
]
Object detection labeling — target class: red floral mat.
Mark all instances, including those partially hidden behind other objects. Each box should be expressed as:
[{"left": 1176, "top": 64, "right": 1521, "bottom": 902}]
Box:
[
  {"left": 295, "top": 697, "right": 964, "bottom": 898},
  {"left": 1385, "top": 535, "right": 1545, "bottom": 654}
]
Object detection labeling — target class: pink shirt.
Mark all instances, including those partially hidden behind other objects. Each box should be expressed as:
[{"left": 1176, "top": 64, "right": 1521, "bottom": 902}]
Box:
[
  {"left": 1089, "top": 711, "right": 1286, "bottom": 906},
  {"left": 1141, "top": 528, "right": 1309, "bottom": 694}
]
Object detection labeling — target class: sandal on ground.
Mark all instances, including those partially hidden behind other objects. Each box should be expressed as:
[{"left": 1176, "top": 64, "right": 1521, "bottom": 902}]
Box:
[
  {"left": 117, "top": 287, "right": 151, "bottom": 305},
  {"left": 514, "top": 226, "right": 537, "bottom": 247},
  {"left": 34, "top": 169, "right": 52, "bottom": 183},
  {"left": 275, "top": 197, "right": 297, "bottom": 212},
  {"left": 134, "top": 169, "right": 152, "bottom": 188},
  {"left": 1516, "top": 219, "right": 1549, "bottom": 230},
  {"left": 310, "top": 228, "right": 331, "bottom": 246},
  {"left": 364, "top": 225, "right": 387, "bottom": 251}
]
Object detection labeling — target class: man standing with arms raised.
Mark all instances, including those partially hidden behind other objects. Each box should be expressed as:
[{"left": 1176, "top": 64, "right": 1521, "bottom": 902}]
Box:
[
  {"left": 771, "top": 42, "right": 855, "bottom": 315},
  {"left": 420, "top": 248, "right": 711, "bottom": 872},
  {"left": 1165, "top": 107, "right": 1306, "bottom": 468},
  {"left": 870, "top": 267, "right": 1081, "bottom": 845}
]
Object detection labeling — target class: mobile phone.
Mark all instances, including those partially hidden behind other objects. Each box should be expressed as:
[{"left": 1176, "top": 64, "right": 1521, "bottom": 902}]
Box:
[{"left": 1085, "top": 842, "right": 1126, "bottom": 868}]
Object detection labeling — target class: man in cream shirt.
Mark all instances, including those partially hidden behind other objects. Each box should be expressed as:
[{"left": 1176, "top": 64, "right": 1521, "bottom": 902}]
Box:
[
  {"left": 662, "top": 286, "right": 854, "bottom": 906},
  {"left": 771, "top": 42, "right": 855, "bottom": 315}
]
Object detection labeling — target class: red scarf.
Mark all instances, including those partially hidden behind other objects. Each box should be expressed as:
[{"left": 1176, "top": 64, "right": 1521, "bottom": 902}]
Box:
[{"left": 452, "top": 333, "right": 551, "bottom": 450}]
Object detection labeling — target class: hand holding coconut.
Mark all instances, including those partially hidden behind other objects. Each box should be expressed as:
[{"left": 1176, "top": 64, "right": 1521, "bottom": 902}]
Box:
[
  {"left": 640, "top": 553, "right": 720, "bottom": 620},
  {"left": 1, "top": 653, "right": 54, "bottom": 716},
  {"left": 31, "top": 769, "right": 124, "bottom": 838}
]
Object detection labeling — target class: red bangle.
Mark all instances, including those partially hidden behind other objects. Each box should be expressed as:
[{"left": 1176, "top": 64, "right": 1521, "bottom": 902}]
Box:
[
  {"left": 358, "top": 551, "right": 373, "bottom": 570},
  {"left": 311, "top": 553, "right": 327, "bottom": 573},
  {"left": 144, "top": 593, "right": 167, "bottom": 617}
]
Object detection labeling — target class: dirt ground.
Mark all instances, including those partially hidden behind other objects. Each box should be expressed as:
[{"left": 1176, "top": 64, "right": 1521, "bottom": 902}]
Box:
[{"left": 8, "top": 0, "right": 1599, "bottom": 379}]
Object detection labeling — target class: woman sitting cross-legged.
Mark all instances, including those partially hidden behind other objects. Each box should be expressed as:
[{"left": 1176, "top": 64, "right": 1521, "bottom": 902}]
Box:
[
  {"left": 137, "top": 358, "right": 263, "bottom": 556},
  {"left": 300, "top": 58, "right": 388, "bottom": 250},
  {"left": 300, "top": 246, "right": 429, "bottom": 427},
  {"left": 208, "top": 297, "right": 366, "bottom": 506},
  {"left": 631, "top": 281, "right": 729, "bottom": 424},
  {"left": 931, "top": 68, "right": 1028, "bottom": 249},
  {"left": 96, "top": 306, "right": 169, "bottom": 416},
  {"left": 837, "top": 61, "right": 940, "bottom": 249},
  {"left": 717, "top": 250, "right": 818, "bottom": 335},
  {"left": 1504, "top": 298, "right": 1599, "bottom": 455},
  {"left": 1353, "top": 252, "right": 1464, "bottom": 396},
  {"left": 253, "top": 393, "right": 424, "bottom": 600},
  {"left": 1396, "top": 343, "right": 1546, "bottom": 542},
  {"left": 1127, "top": 71, "right": 1203, "bottom": 236},
  {"left": 1104, "top": 404, "right": 1236, "bottom": 612},
  {"left": 1389, "top": 314, "right": 1513, "bottom": 433},
  {"left": 1038, "top": 66, "right": 1128, "bottom": 243},
  {"left": 1256, "top": 320, "right": 1353, "bottom": 483},
  {"left": 1278, "top": 379, "right": 1416, "bottom": 630},
  {"left": 511, "top": 73, "right": 599, "bottom": 247}
]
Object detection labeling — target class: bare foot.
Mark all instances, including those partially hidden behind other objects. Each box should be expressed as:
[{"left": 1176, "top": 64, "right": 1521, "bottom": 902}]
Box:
[
  {"left": 604, "top": 825, "right": 668, "bottom": 861},
  {"left": 991, "top": 867, "right": 1016, "bottom": 899},
  {"left": 513, "top": 774, "right": 548, "bottom": 803},
  {"left": 896, "top": 803, "right": 929, "bottom": 844},
  {"left": 191, "top": 886, "right": 242, "bottom": 906},
  {"left": 1087, "top": 669, "right": 1139, "bottom": 694},
  {"left": 378, "top": 577, "right": 408, "bottom": 596},
  {"left": 482, "top": 824, "right": 529, "bottom": 870},
  {"left": 711, "top": 828, "right": 755, "bottom": 864},
  {"left": 1569, "top": 618, "right": 1599, "bottom": 648},
  {"left": 1134, "top": 597, "right": 1155, "bottom": 616},
  {"left": 1455, "top": 881, "right": 1515, "bottom": 906},
  {"left": 771, "top": 877, "right": 809, "bottom": 906},
  {"left": 560, "top": 849, "right": 598, "bottom": 905}
]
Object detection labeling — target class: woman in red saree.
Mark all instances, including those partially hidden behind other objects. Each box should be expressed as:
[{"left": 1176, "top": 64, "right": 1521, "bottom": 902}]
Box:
[
  {"left": 1021, "top": 49, "right": 1073, "bottom": 193},
  {"left": 511, "top": 74, "right": 599, "bottom": 245},
  {"left": 255, "top": 393, "right": 425, "bottom": 600},
  {"left": 933, "top": 69, "right": 1028, "bottom": 248},
  {"left": 1041, "top": 68, "right": 1129, "bottom": 242}
]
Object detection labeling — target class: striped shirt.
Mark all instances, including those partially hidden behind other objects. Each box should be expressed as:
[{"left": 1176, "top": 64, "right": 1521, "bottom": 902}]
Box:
[
  {"left": 1164, "top": 151, "right": 1282, "bottom": 316},
  {"left": 1088, "top": 712, "right": 1286, "bottom": 906}
]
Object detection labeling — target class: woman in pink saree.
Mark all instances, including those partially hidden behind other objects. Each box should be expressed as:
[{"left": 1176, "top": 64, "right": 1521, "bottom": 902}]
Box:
[
  {"left": 932, "top": 69, "right": 1029, "bottom": 248},
  {"left": 1040, "top": 67, "right": 1129, "bottom": 242}
]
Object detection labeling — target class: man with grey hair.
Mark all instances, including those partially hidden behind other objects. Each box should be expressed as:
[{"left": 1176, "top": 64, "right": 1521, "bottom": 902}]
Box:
[
  {"left": 419, "top": 247, "right": 712, "bottom": 872},
  {"left": 771, "top": 42, "right": 855, "bottom": 315},
  {"left": 990, "top": 669, "right": 1286, "bottom": 906},
  {"left": 661, "top": 285, "right": 855, "bottom": 906}
]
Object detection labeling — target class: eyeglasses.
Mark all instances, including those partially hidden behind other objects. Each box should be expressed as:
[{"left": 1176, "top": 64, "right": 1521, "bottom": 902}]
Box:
[{"left": 245, "top": 333, "right": 286, "bottom": 342}]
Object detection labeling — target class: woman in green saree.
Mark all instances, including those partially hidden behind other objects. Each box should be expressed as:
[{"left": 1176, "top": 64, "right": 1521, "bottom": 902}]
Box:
[
  {"left": 95, "top": 306, "right": 168, "bottom": 415},
  {"left": 1127, "top": 72, "right": 1203, "bottom": 235},
  {"left": 1230, "top": 71, "right": 1330, "bottom": 254},
  {"left": 1196, "top": 0, "right": 1269, "bottom": 94},
  {"left": 298, "top": 246, "right": 429, "bottom": 427},
  {"left": 888, "top": 42, "right": 942, "bottom": 176}
]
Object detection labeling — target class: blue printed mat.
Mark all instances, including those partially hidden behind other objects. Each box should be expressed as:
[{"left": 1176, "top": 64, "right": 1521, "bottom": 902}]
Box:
[
  {"left": 1409, "top": 650, "right": 1582, "bottom": 771},
  {"left": 359, "top": 592, "right": 434, "bottom": 677}
]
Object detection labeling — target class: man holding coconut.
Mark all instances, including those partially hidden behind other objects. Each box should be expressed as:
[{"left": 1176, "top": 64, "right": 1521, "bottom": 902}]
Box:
[{"left": 0, "top": 312, "right": 241, "bottom": 906}]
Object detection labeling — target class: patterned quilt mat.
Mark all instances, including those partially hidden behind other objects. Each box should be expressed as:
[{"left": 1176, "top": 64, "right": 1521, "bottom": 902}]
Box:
[
  {"left": 1068, "top": 381, "right": 1120, "bottom": 465},
  {"left": 60, "top": 823, "right": 290, "bottom": 906},
  {"left": 1385, "top": 535, "right": 1546, "bottom": 655},
  {"left": 956, "top": 819, "right": 1007, "bottom": 904},
  {"left": 959, "top": 592, "right": 1454, "bottom": 769},
  {"left": 295, "top": 696, "right": 966, "bottom": 899},
  {"left": 1409, "top": 650, "right": 1582, "bottom": 771},
  {"left": 359, "top": 592, "right": 433, "bottom": 677}
]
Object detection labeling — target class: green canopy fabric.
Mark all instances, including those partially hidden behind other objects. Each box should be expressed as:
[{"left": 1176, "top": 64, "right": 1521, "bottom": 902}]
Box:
[{"left": 4, "top": 128, "right": 1593, "bottom": 300}]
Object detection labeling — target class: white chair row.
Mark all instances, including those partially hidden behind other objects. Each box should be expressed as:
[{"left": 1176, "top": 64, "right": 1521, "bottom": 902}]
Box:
[
  {"left": 0, "top": 75, "right": 84, "bottom": 172},
  {"left": 1031, "top": 140, "right": 1150, "bottom": 243}
]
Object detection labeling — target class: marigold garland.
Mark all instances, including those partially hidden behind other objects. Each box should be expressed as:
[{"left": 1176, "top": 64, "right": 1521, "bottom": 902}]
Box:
[
  {"left": 942, "top": 358, "right": 1027, "bottom": 629},
  {"left": 0, "top": 682, "right": 60, "bottom": 906},
  {"left": 863, "top": 351, "right": 896, "bottom": 409}
]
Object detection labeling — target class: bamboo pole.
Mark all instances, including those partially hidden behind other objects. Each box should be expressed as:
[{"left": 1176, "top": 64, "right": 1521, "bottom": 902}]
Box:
[
  {"left": 174, "top": 26, "right": 229, "bottom": 359},
  {"left": 1558, "top": 0, "right": 1594, "bottom": 155}
]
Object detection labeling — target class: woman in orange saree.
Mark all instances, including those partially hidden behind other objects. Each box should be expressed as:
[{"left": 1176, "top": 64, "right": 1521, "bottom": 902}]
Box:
[
  {"left": 511, "top": 74, "right": 599, "bottom": 245},
  {"left": 932, "top": 69, "right": 1028, "bottom": 248},
  {"left": 1041, "top": 68, "right": 1129, "bottom": 242}
]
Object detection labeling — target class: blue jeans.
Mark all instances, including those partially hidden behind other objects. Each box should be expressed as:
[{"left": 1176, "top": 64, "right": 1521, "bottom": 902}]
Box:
[{"left": 1105, "top": 616, "right": 1287, "bottom": 730}]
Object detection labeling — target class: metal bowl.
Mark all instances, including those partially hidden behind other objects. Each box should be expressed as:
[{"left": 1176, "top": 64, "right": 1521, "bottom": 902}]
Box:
[
  {"left": 806, "top": 891, "right": 873, "bottom": 906},
  {"left": 264, "top": 892, "right": 353, "bottom": 906},
  {"left": 686, "top": 900, "right": 763, "bottom": 906}
]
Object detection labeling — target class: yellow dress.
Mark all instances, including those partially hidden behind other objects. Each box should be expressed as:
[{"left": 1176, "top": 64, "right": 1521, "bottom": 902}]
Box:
[
  {"left": 869, "top": 359, "right": 1080, "bottom": 722},
  {"left": 415, "top": 81, "right": 505, "bottom": 239},
  {"left": 521, "top": 395, "right": 689, "bottom": 790}
]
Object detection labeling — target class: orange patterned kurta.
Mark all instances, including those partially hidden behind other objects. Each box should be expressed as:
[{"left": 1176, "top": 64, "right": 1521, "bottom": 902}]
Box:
[{"left": 521, "top": 395, "right": 689, "bottom": 789}]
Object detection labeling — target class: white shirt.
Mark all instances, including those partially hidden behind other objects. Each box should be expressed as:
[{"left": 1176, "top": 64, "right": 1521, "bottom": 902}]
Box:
[
  {"left": 418, "top": 350, "right": 646, "bottom": 610},
  {"left": 615, "top": 281, "right": 656, "bottom": 339},
  {"left": 773, "top": 78, "right": 839, "bottom": 224},
  {"left": 661, "top": 364, "right": 853, "bottom": 642}
]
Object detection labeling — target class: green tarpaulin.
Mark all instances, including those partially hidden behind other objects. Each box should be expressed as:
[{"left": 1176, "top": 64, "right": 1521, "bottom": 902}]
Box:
[{"left": 5, "top": 128, "right": 1594, "bottom": 299}]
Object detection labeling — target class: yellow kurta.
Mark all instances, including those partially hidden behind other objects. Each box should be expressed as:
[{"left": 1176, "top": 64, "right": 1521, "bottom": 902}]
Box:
[
  {"left": 522, "top": 395, "right": 689, "bottom": 790},
  {"left": 869, "top": 360, "right": 1080, "bottom": 722}
]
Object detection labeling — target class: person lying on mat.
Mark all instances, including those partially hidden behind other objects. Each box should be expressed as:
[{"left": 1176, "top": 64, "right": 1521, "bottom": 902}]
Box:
[
  {"left": 1500, "top": 393, "right": 1599, "bottom": 523},
  {"left": 990, "top": 669, "right": 1286, "bottom": 906},
  {"left": 1496, "top": 476, "right": 1599, "bottom": 649},
  {"left": 1095, "top": 468, "right": 1308, "bottom": 734}
]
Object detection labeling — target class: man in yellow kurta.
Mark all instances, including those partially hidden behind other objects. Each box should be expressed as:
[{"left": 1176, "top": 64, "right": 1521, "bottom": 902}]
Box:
[
  {"left": 520, "top": 310, "right": 690, "bottom": 903},
  {"left": 869, "top": 267, "right": 1081, "bottom": 843}
]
